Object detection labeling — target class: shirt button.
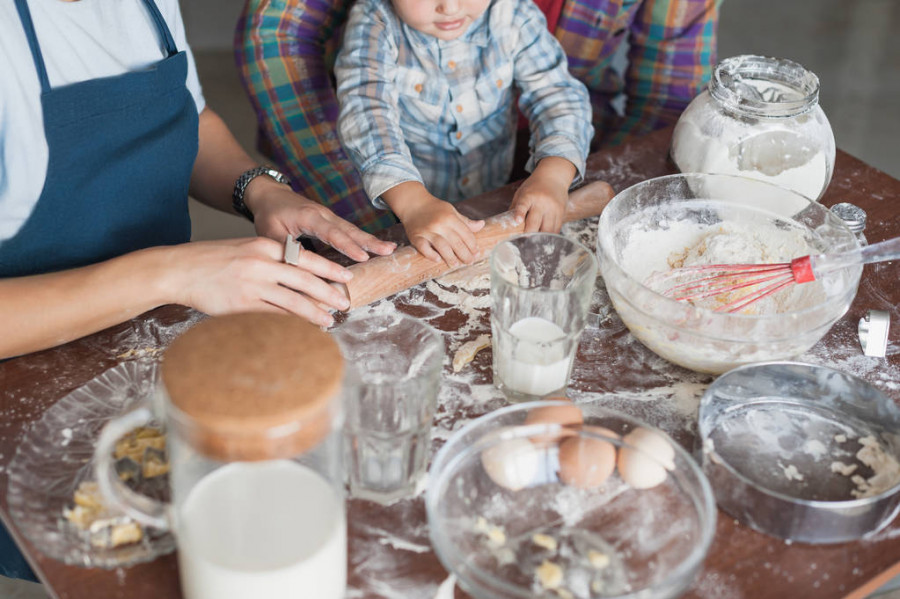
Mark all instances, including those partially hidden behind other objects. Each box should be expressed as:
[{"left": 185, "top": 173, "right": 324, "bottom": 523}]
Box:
[
  {"left": 455, "top": 132, "right": 462, "bottom": 140},
  {"left": 456, "top": 104, "right": 463, "bottom": 113},
  {"left": 461, "top": 176, "right": 470, "bottom": 185},
  {"left": 448, "top": 60, "right": 456, "bottom": 69},
  {"left": 496, "top": 79, "right": 503, "bottom": 88},
  {"left": 414, "top": 83, "right": 423, "bottom": 93}
]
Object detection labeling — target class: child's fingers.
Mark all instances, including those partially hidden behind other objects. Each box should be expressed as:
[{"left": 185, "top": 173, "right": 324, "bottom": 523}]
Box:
[
  {"left": 523, "top": 208, "right": 543, "bottom": 233},
  {"left": 449, "top": 235, "right": 476, "bottom": 264},
  {"left": 423, "top": 236, "right": 458, "bottom": 268},
  {"left": 466, "top": 218, "right": 486, "bottom": 233},
  {"left": 541, "top": 212, "right": 562, "bottom": 234},
  {"left": 512, "top": 203, "right": 529, "bottom": 225},
  {"left": 414, "top": 238, "right": 443, "bottom": 263}
]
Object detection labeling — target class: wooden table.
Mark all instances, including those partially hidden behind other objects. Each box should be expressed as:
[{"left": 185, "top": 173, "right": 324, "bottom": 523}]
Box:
[{"left": 2, "top": 128, "right": 899, "bottom": 599}]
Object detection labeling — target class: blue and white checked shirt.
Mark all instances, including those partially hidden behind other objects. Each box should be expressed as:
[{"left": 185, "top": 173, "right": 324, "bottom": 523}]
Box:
[{"left": 335, "top": 0, "right": 593, "bottom": 207}]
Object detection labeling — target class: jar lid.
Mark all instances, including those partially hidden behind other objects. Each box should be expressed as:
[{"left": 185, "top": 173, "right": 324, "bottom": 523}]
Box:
[
  {"left": 160, "top": 313, "right": 343, "bottom": 462},
  {"left": 830, "top": 202, "right": 867, "bottom": 234}
]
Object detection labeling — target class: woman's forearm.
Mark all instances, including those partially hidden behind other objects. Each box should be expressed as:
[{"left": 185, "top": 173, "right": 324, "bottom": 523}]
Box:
[
  {"left": 188, "top": 108, "right": 260, "bottom": 215},
  {"left": 0, "top": 247, "right": 176, "bottom": 358}
]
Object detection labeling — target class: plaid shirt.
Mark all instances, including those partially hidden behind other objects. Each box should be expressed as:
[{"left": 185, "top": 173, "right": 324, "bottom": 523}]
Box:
[
  {"left": 236, "top": 0, "right": 720, "bottom": 231},
  {"left": 335, "top": 0, "right": 592, "bottom": 206}
]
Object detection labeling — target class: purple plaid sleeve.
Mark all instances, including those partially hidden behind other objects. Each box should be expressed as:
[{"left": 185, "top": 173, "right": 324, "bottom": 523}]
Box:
[
  {"left": 235, "top": 0, "right": 397, "bottom": 233},
  {"left": 556, "top": 0, "right": 721, "bottom": 147}
]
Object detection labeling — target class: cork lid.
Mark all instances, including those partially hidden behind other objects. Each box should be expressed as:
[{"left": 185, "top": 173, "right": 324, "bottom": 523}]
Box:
[{"left": 160, "top": 313, "right": 343, "bottom": 461}]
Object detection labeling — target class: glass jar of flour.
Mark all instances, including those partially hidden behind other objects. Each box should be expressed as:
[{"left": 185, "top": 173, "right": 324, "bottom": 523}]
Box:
[
  {"left": 671, "top": 55, "right": 835, "bottom": 201},
  {"left": 95, "top": 313, "right": 346, "bottom": 599}
]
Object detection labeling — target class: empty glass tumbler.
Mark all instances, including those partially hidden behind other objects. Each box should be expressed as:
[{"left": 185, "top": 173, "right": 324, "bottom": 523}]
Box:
[
  {"left": 95, "top": 313, "right": 346, "bottom": 599},
  {"left": 334, "top": 313, "right": 445, "bottom": 504}
]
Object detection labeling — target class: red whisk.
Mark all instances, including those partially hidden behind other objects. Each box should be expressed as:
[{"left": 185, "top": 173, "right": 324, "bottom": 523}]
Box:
[{"left": 652, "top": 236, "right": 900, "bottom": 313}]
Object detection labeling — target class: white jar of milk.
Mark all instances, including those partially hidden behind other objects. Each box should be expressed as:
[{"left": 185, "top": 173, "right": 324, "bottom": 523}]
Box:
[
  {"left": 671, "top": 55, "right": 835, "bottom": 202},
  {"left": 95, "top": 313, "right": 347, "bottom": 599}
]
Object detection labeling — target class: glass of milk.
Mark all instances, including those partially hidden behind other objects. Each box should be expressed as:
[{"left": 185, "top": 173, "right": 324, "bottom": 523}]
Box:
[
  {"left": 334, "top": 313, "right": 445, "bottom": 504},
  {"left": 490, "top": 233, "right": 598, "bottom": 402},
  {"left": 93, "top": 314, "right": 347, "bottom": 599}
]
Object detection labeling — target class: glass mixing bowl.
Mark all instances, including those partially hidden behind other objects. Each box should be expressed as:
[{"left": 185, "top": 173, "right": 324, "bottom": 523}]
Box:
[
  {"left": 596, "top": 173, "right": 861, "bottom": 374},
  {"left": 426, "top": 401, "right": 716, "bottom": 599}
]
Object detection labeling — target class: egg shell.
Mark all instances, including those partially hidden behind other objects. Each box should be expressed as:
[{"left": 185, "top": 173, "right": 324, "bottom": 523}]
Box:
[
  {"left": 481, "top": 436, "right": 541, "bottom": 491},
  {"left": 523, "top": 400, "right": 584, "bottom": 446},
  {"left": 582, "top": 425, "right": 621, "bottom": 441},
  {"left": 617, "top": 427, "right": 676, "bottom": 490},
  {"left": 558, "top": 434, "right": 617, "bottom": 489}
]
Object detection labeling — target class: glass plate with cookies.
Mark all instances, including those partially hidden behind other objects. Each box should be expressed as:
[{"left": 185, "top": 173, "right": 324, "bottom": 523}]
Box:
[{"left": 6, "top": 360, "right": 175, "bottom": 568}]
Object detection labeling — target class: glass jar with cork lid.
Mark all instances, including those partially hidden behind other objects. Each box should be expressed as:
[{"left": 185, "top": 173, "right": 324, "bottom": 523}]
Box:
[
  {"left": 94, "top": 313, "right": 346, "bottom": 599},
  {"left": 670, "top": 55, "right": 836, "bottom": 201}
]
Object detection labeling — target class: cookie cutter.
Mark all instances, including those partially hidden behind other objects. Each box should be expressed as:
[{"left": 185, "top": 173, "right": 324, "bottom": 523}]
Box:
[{"left": 859, "top": 310, "right": 890, "bottom": 358}]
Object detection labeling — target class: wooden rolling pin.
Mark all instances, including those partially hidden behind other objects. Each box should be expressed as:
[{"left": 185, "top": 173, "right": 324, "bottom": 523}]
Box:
[{"left": 336, "top": 179, "right": 615, "bottom": 310}]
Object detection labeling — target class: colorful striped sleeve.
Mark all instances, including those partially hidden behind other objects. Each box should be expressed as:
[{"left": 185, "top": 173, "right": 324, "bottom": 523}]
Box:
[
  {"left": 612, "top": 0, "right": 722, "bottom": 144},
  {"left": 235, "top": 0, "right": 397, "bottom": 233}
]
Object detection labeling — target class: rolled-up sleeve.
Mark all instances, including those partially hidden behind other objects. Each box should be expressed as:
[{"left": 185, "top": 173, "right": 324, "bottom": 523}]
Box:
[
  {"left": 235, "top": 0, "right": 397, "bottom": 231},
  {"left": 614, "top": 0, "right": 721, "bottom": 144},
  {"left": 513, "top": 0, "right": 593, "bottom": 185},
  {"left": 334, "top": 2, "right": 423, "bottom": 207}
]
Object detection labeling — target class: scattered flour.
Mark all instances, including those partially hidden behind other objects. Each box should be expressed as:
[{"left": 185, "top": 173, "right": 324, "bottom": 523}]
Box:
[
  {"left": 779, "top": 463, "right": 804, "bottom": 482},
  {"left": 802, "top": 439, "right": 828, "bottom": 460}
]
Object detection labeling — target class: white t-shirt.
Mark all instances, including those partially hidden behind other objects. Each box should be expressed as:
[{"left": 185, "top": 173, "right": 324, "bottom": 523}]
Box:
[{"left": 0, "top": 0, "right": 206, "bottom": 242}]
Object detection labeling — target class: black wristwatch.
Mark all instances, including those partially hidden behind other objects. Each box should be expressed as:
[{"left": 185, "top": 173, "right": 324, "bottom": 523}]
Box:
[{"left": 232, "top": 166, "right": 290, "bottom": 222}]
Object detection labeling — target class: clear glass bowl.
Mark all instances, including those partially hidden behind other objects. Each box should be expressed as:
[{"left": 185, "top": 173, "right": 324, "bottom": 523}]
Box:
[
  {"left": 700, "top": 362, "right": 900, "bottom": 544},
  {"left": 426, "top": 400, "right": 716, "bottom": 599},
  {"left": 6, "top": 360, "right": 174, "bottom": 568},
  {"left": 596, "top": 173, "right": 861, "bottom": 374},
  {"left": 671, "top": 55, "right": 835, "bottom": 201}
]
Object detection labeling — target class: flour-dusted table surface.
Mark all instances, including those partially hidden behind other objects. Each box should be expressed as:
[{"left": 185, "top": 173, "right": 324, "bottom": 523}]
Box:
[{"left": 1, "top": 128, "right": 898, "bottom": 599}]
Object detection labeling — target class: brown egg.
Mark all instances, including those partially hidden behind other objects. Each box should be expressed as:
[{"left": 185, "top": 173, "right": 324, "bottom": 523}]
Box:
[
  {"left": 523, "top": 399, "right": 584, "bottom": 446},
  {"left": 558, "top": 431, "right": 617, "bottom": 489},
  {"left": 582, "top": 425, "right": 621, "bottom": 441}
]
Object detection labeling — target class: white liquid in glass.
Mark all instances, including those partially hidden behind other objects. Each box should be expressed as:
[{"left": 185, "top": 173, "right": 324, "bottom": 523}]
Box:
[
  {"left": 177, "top": 460, "right": 346, "bottom": 599},
  {"left": 498, "top": 316, "right": 571, "bottom": 396}
]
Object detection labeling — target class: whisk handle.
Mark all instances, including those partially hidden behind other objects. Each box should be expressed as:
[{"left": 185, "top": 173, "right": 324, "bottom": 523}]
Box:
[
  {"left": 791, "top": 256, "right": 815, "bottom": 283},
  {"left": 811, "top": 235, "right": 900, "bottom": 277},
  {"left": 859, "top": 235, "right": 900, "bottom": 264}
]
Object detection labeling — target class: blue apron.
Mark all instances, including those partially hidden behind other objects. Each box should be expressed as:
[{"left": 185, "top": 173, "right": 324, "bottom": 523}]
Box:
[
  {"left": 0, "top": 0, "right": 197, "bottom": 277},
  {"left": 0, "top": 0, "right": 198, "bottom": 581}
]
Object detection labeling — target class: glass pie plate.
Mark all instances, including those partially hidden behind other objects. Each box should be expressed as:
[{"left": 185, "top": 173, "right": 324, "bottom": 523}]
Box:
[{"left": 6, "top": 360, "right": 174, "bottom": 568}]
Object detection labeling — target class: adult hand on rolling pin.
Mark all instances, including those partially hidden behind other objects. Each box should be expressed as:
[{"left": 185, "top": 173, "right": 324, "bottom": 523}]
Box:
[
  {"left": 337, "top": 179, "right": 615, "bottom": 310},
  {"left": 245, "top": 178, "right": 397, "bottom": 262},
  {"left": 169, "top": 237, "right": 352, "bottom": 328},
  {"left": 381, "top": 181, "right": 486, "bottom": 268}
]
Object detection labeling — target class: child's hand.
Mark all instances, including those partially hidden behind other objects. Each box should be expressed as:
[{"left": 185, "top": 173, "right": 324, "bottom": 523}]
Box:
[
  {"left": 383, "top": 182, "right": 485, "bottom": 267},
  {"left": 511, "top": 156, "right": 578, "bottom": 233}
]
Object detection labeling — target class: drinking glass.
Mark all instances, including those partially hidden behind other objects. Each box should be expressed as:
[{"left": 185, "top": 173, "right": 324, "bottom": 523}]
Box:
[
  {"left": 490, "top": 233, "right": 598, "bottom": 402},
  {"left": 333, "top": 313, "right": 445, "bottom": 504}
]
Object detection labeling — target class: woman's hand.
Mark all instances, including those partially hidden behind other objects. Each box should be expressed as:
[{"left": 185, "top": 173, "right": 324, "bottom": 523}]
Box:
[
  {"left": 245, "top": 177, "right": 396, "bottom": 262},
  {"left": 510, "top": 156, "right": 577, "bottom": 233},
  {"left": 165, "top": 237, "right": 352, "bottom": 327},
  {"left": 382, "top": 182, "right": 485, "bottom": 267}
]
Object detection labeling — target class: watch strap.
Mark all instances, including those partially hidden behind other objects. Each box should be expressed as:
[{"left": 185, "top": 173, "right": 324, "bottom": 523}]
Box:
[{"left": 232, "top": 166, "right": 290, "bottom": 222}]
